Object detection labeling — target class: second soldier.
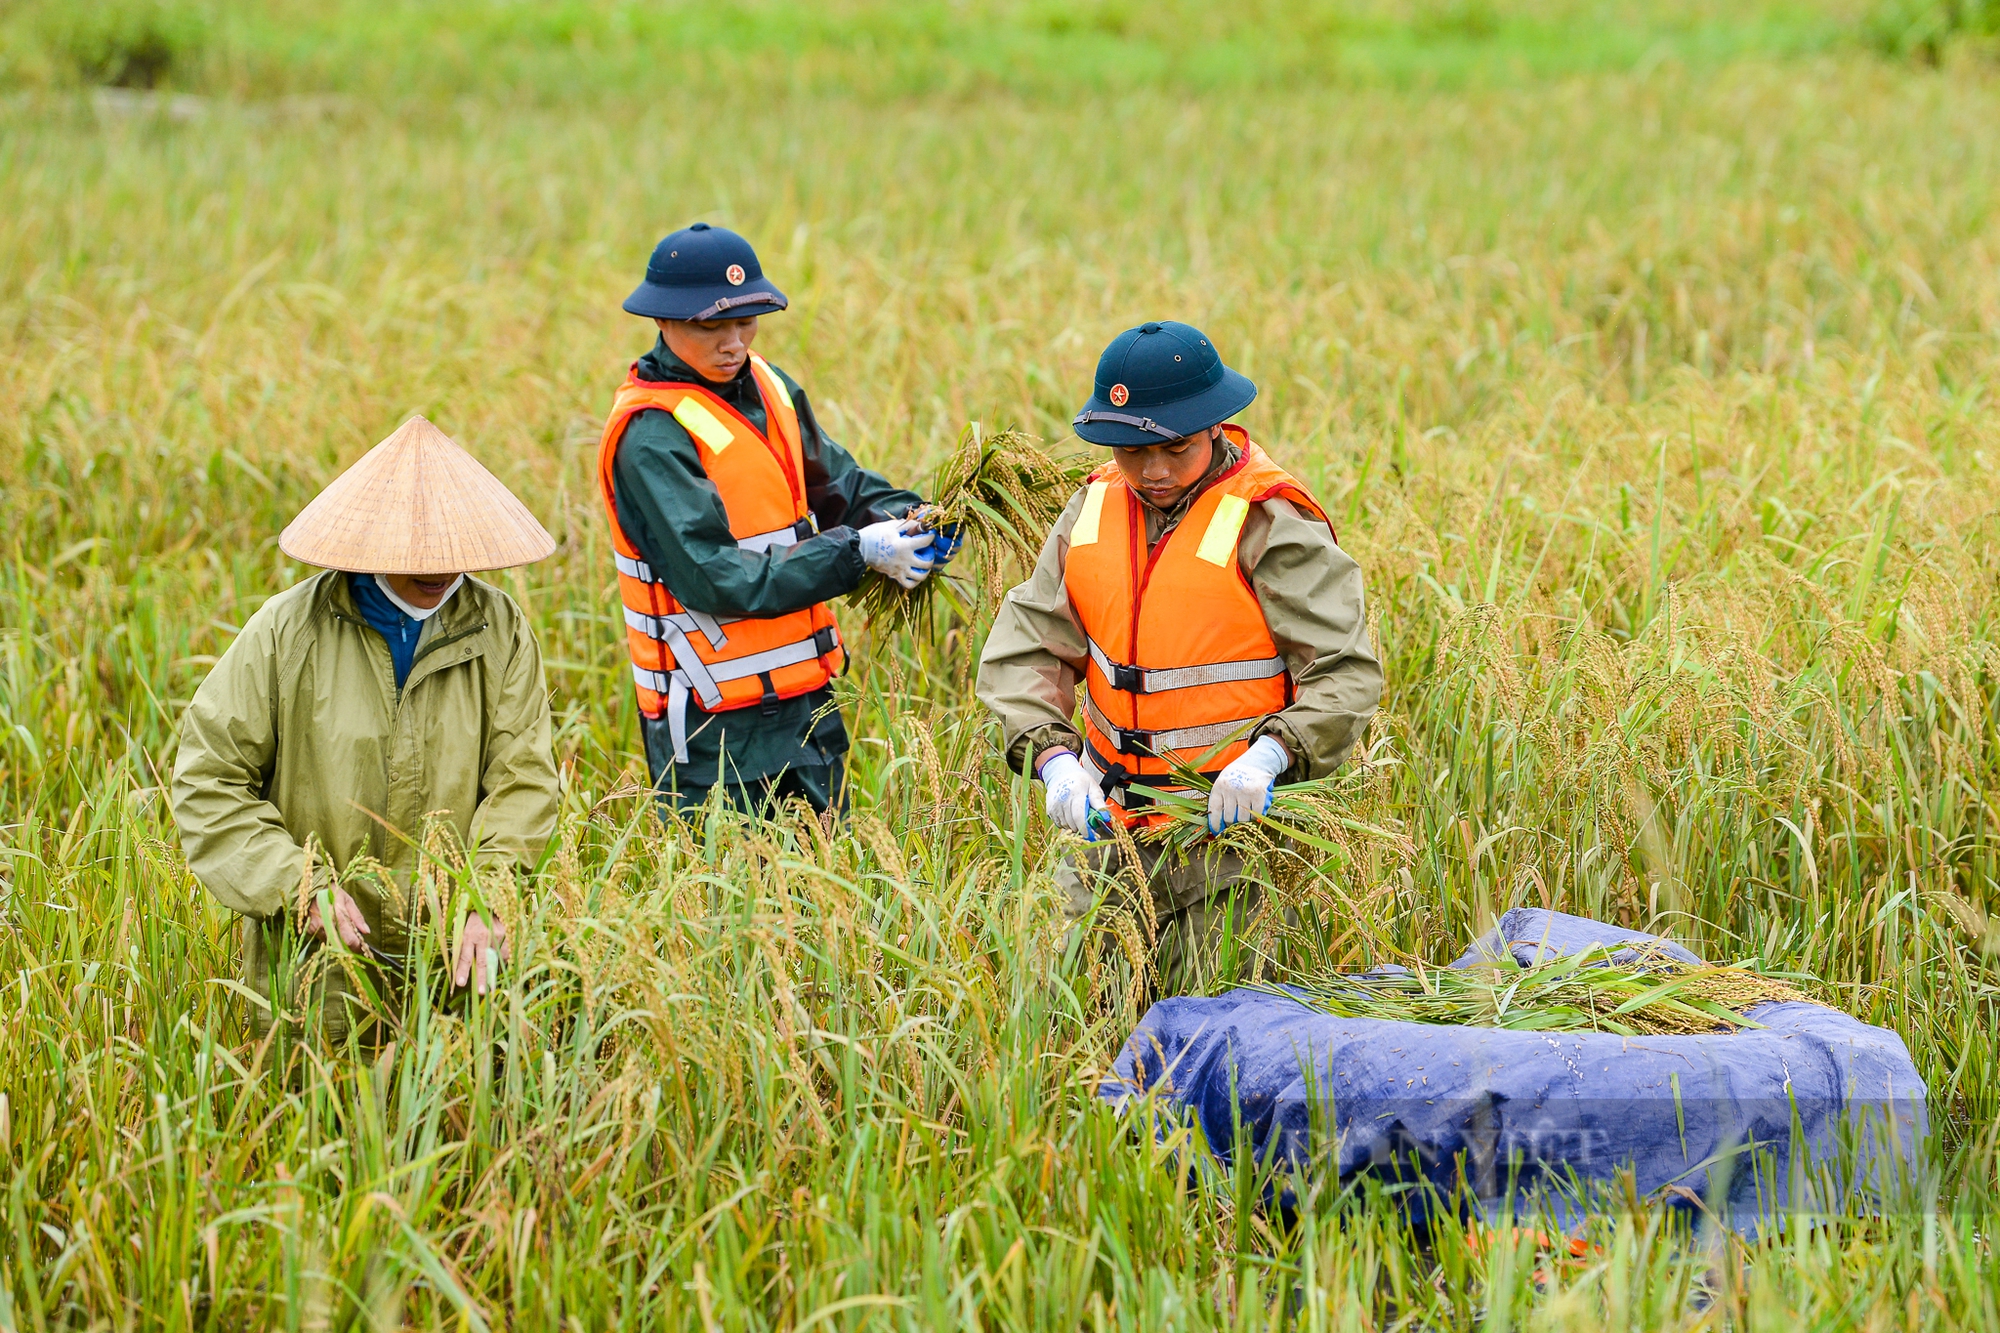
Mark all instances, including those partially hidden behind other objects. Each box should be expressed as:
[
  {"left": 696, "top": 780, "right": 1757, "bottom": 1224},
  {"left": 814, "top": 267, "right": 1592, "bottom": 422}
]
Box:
[{"left": 977, "top": 321, "right": 1383, "bottom": 989}]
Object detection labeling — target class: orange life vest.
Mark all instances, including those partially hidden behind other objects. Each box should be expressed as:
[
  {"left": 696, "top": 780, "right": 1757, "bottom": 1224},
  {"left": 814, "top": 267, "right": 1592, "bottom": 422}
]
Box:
[
  {"left": 596, "top": 353, "right": 844, "bottom": 763},
  {"left": 1063, "top": 429, "right": 1331, "bottom": 827}
]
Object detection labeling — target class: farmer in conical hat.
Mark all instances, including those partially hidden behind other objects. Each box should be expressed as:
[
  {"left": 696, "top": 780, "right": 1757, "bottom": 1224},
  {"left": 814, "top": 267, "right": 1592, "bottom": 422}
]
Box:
[
  {"left": 598, "top": 222, "right": 955, "bottom": 816},
  {"left": 976, "top": 322, "right": 1383, "bottom": 989},
  {"left": 171, "top": 416, "right": 561, "bottom": 1043}
]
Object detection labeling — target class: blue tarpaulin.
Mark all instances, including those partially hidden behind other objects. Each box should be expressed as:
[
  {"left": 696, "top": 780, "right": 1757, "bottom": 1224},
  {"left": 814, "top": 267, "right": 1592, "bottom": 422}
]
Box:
[{"left": 1101, "top": 909, "right": 1928, "bottom": 1228}]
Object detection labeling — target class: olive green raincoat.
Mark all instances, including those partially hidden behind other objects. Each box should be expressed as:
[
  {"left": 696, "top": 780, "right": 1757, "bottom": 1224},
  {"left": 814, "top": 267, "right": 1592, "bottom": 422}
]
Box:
[{"left": 170, "top": 570, "right": 559, "bottom": 1033}]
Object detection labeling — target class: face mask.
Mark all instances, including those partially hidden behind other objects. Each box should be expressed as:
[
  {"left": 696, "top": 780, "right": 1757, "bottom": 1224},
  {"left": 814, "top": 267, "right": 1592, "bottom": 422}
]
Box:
[{"left": 374, "top": 574, "right": 464, "bottom": 621}]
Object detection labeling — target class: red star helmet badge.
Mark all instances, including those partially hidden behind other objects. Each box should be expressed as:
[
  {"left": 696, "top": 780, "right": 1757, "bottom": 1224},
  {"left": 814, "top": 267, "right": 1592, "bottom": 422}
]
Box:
[
  {"left": 725, "top": 264, "right": 746, "bottom": 286},
  {"left": 1108, "top": 383, "right": 1129, "bottom": 407}
]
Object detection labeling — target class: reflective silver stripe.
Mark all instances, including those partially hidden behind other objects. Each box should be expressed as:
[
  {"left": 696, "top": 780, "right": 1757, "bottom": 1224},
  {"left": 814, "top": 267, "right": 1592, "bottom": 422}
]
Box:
[
  {"left": 636, "top": 671, "right": 697, "bottom": 765},
  {"left": 668, "top": 675, "right": 691, "bottom": 764},
  {"left": 1084, "top": 693, "right": 1264, "bottom": 757},
  {"left": 737, "top": 522, "right": 808, "bottom": 554},
  {"left": 621, "top": 523, "right": 813, "bottom": 579},
  {"left": 633, "top": 657, "right": 722, "bottom": 711},
  {"left": 617, "top": 552, "right": 730, "bottom": 647},
  {"left": 684, "top": 608, "right": 728, "bottom": 650},
  {"left": 633, "top": 625, "right": 842, "bottom": 726},
  {"left": 655, "top": 620, "right": 722, "bottom": 708},
  {"left": 620, "top": 531, "right": 805, "bottom": 647},
  {"left": 697, "top": 634, "right": 832, "bottom": 684},
  {"left": 1085, "top": 637, "right": 1286, "bottom": 694},
  {"left": 624, "top": 606, "right": 732, "bottom": 653},
  {"left": 1086, "top": 638, "right": 1120, "bottom": 684},
  {"left": 630, "top": 669, "right": 704, "bottom": 766}
]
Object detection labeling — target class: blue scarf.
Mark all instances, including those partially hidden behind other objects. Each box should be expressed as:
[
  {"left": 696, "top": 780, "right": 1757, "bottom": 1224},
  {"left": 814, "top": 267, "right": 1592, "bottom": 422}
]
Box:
[{"left": 349, "top": 573, "right": 422, "bottom": 689}]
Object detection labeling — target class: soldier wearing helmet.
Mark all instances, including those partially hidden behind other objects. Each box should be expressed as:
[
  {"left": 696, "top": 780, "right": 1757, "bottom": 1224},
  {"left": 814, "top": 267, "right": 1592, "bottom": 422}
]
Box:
[
  {"left": 977, "top": 321, "right": 1383, "bottom": 988},
  {"left": 598, "top": 223, "right": 951, "bottom": 815}
]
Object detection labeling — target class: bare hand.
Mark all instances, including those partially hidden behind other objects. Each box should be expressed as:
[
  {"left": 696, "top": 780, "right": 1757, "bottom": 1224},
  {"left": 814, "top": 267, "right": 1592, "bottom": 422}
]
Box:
[
  {"left": 301, "top": 885, "right": 372, "bottom": 951},
  {"left": 452, "top": 911, "right": 509, "bottom": 994}
]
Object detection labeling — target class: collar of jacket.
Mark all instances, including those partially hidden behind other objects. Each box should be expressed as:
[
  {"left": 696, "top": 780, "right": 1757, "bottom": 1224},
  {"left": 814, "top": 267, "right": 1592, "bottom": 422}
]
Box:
[
  {"left": 1142, "top": 437, "right": 1245, "bottom": 542},
  {"left": 315, "top": 570, "right": 493, "bottom": 687},
  {"left": 635, "top": 335, "right": 761, "bottom": 407}
]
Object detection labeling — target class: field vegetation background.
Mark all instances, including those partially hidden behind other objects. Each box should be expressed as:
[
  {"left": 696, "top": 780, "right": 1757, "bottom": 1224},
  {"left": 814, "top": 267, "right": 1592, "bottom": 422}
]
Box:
[{"left": 3, "top": 0, "right": 2000, "bottom": 1327}]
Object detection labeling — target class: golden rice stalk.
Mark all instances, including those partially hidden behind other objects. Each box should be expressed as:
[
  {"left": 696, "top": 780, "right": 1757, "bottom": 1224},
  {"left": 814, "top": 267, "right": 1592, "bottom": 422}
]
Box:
[
  {"left": 853, "top": 422, "right": 1088, "bottom": 632},
  {"left": 1134, "top": 736, "right": 1413, "bottom": 867}
]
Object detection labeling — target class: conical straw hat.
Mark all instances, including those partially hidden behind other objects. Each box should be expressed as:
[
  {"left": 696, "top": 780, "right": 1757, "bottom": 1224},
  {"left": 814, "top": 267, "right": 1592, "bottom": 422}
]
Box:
[{"left": 279, "top": 416, "right": 557, "bottom": 575}]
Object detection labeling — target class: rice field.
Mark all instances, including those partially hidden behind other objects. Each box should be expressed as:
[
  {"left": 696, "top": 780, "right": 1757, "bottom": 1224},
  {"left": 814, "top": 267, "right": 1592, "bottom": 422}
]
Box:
[{"left": 3, "top": 1, "right": 2000, "bottom": 1327}]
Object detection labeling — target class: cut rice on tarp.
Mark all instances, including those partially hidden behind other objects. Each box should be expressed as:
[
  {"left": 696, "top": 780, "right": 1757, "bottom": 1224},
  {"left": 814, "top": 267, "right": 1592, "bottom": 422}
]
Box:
[{"left": 1257, "top": 941, "right": 1822, "bottom": 1037}]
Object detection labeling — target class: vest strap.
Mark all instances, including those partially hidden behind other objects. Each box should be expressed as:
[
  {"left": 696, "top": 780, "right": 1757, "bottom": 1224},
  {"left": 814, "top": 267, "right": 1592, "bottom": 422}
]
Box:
[
  {"left": 632, "top": 629, "right": 841, "bottom": 704},
  {"left": 668, "top": 674, "right": 691, "bottom": 765},
  {"left": 617, "top": 515, "right": 816, "bottom": 582},
  {"left": 1084, "top": 693, "right": 1266, "bottom": 761},
  {"left": 624, "top": 606, "right": 735, "bottom": 653},
  {"left": 615, "top": 552, "right": 658, "bottom": 584},
  {"left": 1078, "top": 745, "right": 1227, "bottom": 813},
  {"left": 737, "top": 516, "right": 817, "bottom": 554},
  {"left": 615, "top": 517, "right": 815, "bottom": 653},
  {"left": 635, "top": 623, "right": 844, "bottom": 762},
  {"left": 1086, "top": 637, "right": 1286, "bottom": 694}
]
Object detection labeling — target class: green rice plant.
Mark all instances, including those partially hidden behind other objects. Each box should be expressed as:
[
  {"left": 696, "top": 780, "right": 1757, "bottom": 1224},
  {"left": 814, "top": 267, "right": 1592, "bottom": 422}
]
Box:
[{"left": 1866, "top": 0, "right": 2000, "bottom": 63}]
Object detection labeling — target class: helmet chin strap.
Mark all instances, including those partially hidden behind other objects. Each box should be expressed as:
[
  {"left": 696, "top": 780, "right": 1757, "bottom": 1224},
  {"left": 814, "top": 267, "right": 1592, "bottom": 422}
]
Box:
[{"left": 375, "top": 574, "right": 464, "bottom": 621}]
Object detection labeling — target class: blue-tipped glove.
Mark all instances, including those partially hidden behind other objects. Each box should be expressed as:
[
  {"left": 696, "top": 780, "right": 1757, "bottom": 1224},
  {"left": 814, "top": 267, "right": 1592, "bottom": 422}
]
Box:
[
  {"left": 1039, "top": 749, "right": 1108, "bottom": 840},
  {"left": 859, "top": 517, "right": 936, "bottom": 589},
  {"left": 1208, "top": 735, "right": 1290, "bottom": 835},
  {"left": 925, "top": 521, "right": 966, "bottom": 568}
]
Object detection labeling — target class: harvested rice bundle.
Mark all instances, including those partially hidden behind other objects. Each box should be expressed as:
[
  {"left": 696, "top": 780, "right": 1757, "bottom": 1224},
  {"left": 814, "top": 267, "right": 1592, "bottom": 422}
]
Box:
[
  {"left": 853, "top": 423, "right": 1087, "bottom": 631},
  {"left": 1128, "top": 738, "right": 1412, "bottom": 866},
  {"left": 1261, "top": 942, "right": 1819, "bottom": 1037}
]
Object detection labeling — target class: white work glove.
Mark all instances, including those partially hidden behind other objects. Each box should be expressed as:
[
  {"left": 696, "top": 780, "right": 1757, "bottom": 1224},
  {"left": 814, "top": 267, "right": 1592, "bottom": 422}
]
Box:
[
  {"left": 1208, "top": 735, "right": 1291, "bottom": 835},
  {"left": 1039, "top": 750, "right": 1109, "bottom": 840},
  {"left": 858, "top": 517, "right": 937, "bottom": 590}
]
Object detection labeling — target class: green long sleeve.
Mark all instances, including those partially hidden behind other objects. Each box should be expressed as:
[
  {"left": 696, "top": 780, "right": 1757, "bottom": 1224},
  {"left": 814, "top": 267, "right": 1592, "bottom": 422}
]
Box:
[
  {"left": 170, "top": 598, "right": 304, "bottom": 919},
  {"left": 610, "top": 341, "right": 921, "bottom": 619}
]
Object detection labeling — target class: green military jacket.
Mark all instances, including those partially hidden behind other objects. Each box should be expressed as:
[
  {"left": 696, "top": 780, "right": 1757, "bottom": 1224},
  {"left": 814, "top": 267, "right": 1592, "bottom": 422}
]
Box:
[
  {"left": 170, "top": 570, "right": 559, "bottom": 1004},
  {"left": 611, "top": 337, "right": 922, "bottom": 788}
]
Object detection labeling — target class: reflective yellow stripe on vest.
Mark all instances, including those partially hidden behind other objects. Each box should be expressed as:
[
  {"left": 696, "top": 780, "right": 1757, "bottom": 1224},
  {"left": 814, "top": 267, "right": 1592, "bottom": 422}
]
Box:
[
  {"left": 1071, "top": 481, "right": 1111, "bottom": 548},
  {"left": 672, "top": 398, "right": 737, "bottom": 452}
]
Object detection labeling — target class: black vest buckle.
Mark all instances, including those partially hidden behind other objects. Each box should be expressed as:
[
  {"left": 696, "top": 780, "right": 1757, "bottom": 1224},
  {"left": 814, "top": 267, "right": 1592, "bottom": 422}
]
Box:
[{"left": 1111, "top": 725, "right": 1156, "bottom": 757}]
